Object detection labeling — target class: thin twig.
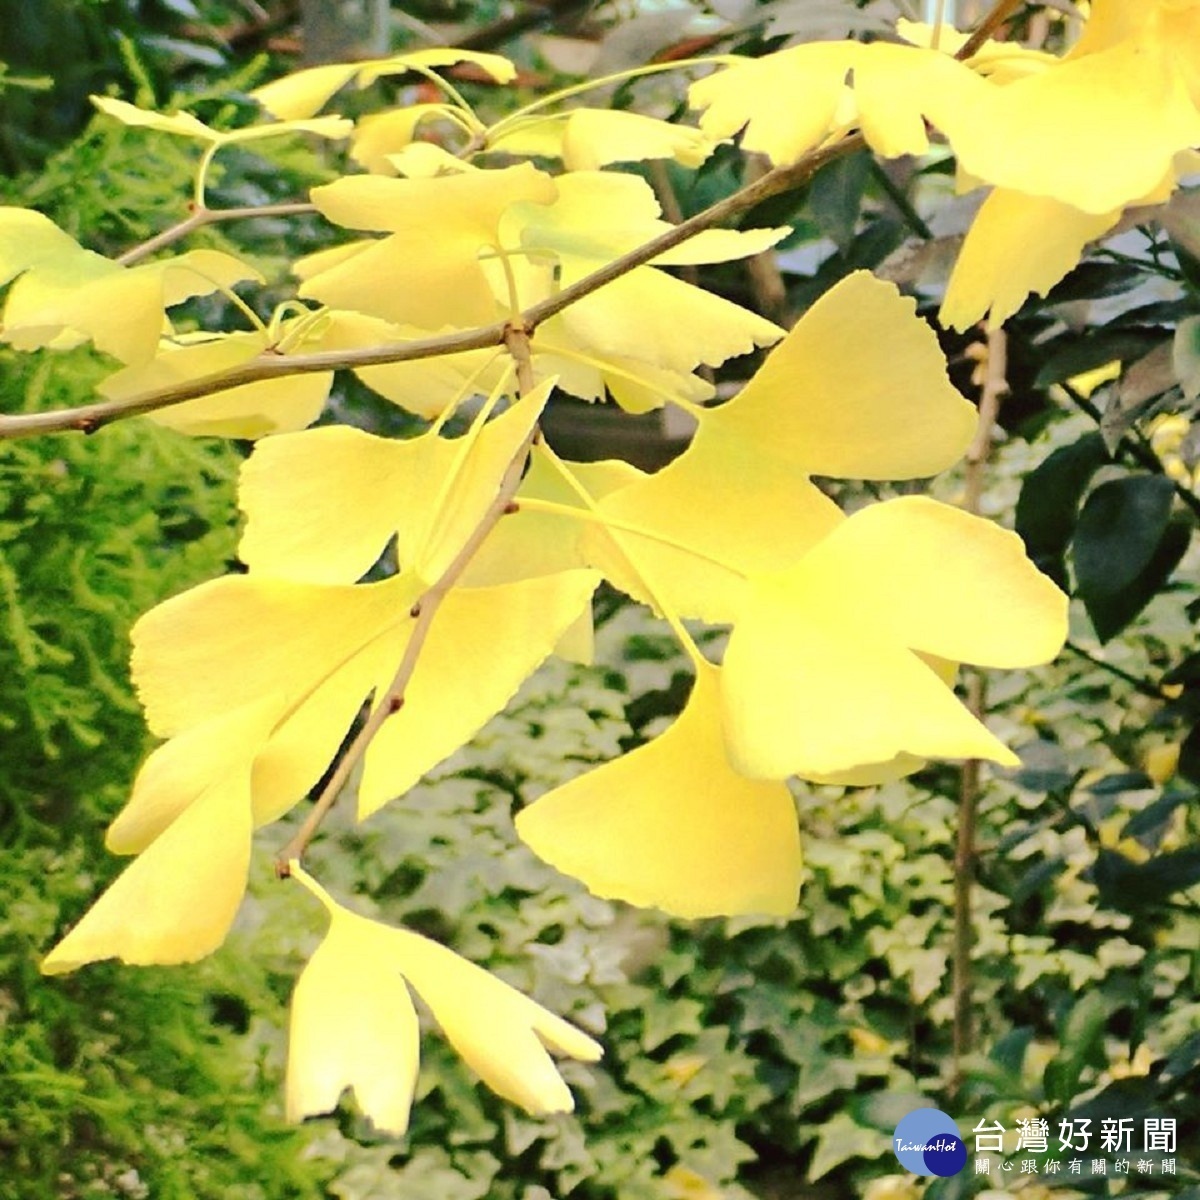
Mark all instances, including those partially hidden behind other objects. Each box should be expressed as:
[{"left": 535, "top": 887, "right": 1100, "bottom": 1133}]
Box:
[
  {"left": 116, "top": 201, "right": 318, "bottom": 266},
  {"left": 0, "top": 136, "right": 861, "bottom": 442},
  {"left": 275, "top": 320, "right": 540, "bottom": 872},
  {"left": 951, "top": 324, "right": 1007, "bottom": 1096},
  {"left": 0, "top": 0, "right": 1021, "bottom": 442},
  {"left": 958, "top": 0, "right": 1025, "bottom": 59},
  {"left": 1064, "top": 640, "right": 1170, "bottom": 700}
]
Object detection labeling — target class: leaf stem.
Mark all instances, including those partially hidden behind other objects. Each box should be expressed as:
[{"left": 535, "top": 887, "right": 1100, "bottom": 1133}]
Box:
[
  {"left": 116, "top": 202, "right": 317, "bottom": 267},
  {"left": 275, "top": 323, "right": 541, "bottom": 872}
]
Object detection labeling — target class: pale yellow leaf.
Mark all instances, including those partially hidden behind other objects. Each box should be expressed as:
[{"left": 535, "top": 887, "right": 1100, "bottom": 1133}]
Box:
[
  {"left": 287, "top": 905, "right": 420, "bottom": 1134},
  {"left": 358, "top": 569, "right": 600, "bottom": 816},
  {"left": 41, "top": 769, "right": 253, "bottom": 972},
  {"left": 517, "top": 662, "right": 801, "bottom": 917}
]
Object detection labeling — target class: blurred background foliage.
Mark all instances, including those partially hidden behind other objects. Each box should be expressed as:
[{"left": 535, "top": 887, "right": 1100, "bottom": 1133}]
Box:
[{"left": 1, "top": 1, "right": 1198, "bottom": 1198}]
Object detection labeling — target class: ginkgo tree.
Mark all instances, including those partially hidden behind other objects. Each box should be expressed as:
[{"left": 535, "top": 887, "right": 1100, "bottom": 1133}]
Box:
[{"left": 5, "top": 0, "right": 1192, "bottom": 1140}]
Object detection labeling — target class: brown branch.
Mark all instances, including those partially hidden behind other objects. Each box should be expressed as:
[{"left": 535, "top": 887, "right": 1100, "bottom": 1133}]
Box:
[
  {"left": 951, "top": 325, "right": 1007, "bottom": 1096},
  {"left": 958, "top": 0, "right": 1026, "bottom": 59},
  {"left": 0, "top": 135, "right": 861, "bottom": 442},
  {"left": 116, "top": 201, "right": 318, "bottom": 266},
  {"left": 0, "top": 0, "right": 1021, "bottom": 443},
  {"left": 276, "top": 320, "right": 540, "bottom": 872}
]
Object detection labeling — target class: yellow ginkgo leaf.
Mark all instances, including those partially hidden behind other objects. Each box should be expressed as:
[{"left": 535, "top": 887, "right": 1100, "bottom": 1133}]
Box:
[
  {"left": 517, "top": 662, "right": 801, "bottom": 917},
  {"left": 4, "top": 247, "right": 261, "bottom": 365},
  {"left": 558, "top": 265, "right": 783, "bottom": 377},
  {"left": 351, "top": 104, "right": 465, "bottom": 173},
  {"left": 389, "top": 923, "right": 602, "bottom": 1114},
  {"left": 252, "top": 49, "right": 514, "bottom": 120},
  {"left": 303, "top": 164, "right": 556, "bottom": 327},
  {"left": 287, "top": 900, "right": 420, "bottom": 1136},
  {"left": 132, "top": 572, "right": 417, "bottom": 738},
  {"left": 491, "top": 109, "right": 716, "bottom": 171},
  {"left": 238, "top": 379, "right": 551, "bottom": 586},
  {"left": 712, "top": 270, "right": 977, "bottom": 480},
  {"left": 100, "top": 328, "right": 333, "bottom": 437},
  {"left": 90, "top": 95, "right": 216, "bottom": 140},
  {"left": 688, "top": 41, "right": 984, "bottom": 167},
  {"left": 358, "top": 569, "right": 600, "bottom": 817},
  {"left": 940, "top": 33, "right": 1200, "bottom": 215},
  {"left": 582, "top": 270, "right": 975, "bottom": 621},
  {"left": 41, "top": 766, "right": 254, "bottom": 973},
  {"left": 90, "top": 94, "right": 352, "bottom": 145},
  {"left": 287, "top": 865, "right": 599, "bottom": 1129},
  {"left": 722, "top": 496, "right": 1068, "bottom": 780},
  {"left": 939, "top": 188, "right": 1121, "bottom": 331},
  {"left": 107, "top": 695, "right": 286, "bottom": 854}
]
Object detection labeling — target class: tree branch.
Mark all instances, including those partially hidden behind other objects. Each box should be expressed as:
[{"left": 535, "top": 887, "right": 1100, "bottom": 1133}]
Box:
[
  {"left": 951, "top": 324, "right": 1007, "bottom": 1097},
  {"left": 0, "top": 136, "right": 861, "bottom": 442},
  {"left": 0, "top": 0, "right": 1021, "bottom": 443},
  {"left": 958, "top": 0, "right": 1026, "bottom": 59},
  {"left": 275, "top": 320, "right": 540, "bottom": 872},
  {"left": 116, "top": 202, "right": 318, "bottom": 266}
]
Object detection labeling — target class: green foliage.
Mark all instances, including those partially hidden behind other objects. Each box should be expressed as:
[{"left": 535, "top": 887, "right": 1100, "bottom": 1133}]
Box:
[{"left": 0, "top": 349, "right": 343, "bottom": 1198}]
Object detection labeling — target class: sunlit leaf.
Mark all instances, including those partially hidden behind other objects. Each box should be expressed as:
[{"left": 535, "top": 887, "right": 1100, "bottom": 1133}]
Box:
[{"left": 517, "top": 662, "right": 801, "bottom": 917}]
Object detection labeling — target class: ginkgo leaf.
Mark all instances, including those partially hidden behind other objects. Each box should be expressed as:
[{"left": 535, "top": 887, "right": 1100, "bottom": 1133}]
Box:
[
  {"left": 722, "top": 496, "right": 1068, "bottom": 780},
  {"left": 288, "top": 865, "right": 600, "bottom": 1127},
  {"left": 939, "top": 35, "right": 1200, "bottom": 215},
  {"left": 940, "top": 188, "right": 1121, "bottom": 331},
  {"left": 132, "top": 572, "right": 418, "bottom": 738},
  {"left": 583, "top": 421, "right": 843, "bottom": 623},
  {"left": 4, "top": 247, "right": 261, "bottom": 365},
  {"left": 91, "top": 95, "right": 216, "bottom": 140},
  {"left": 303, "top": 164, "right": 556, "bottom": 326},
  {"left": 238, "top": 379, "right": 551, "bottom": 586},
  {"left": 708, "top": 270, "right": 977, "bottom": 480},
  {"left": 558, "top": 265, "right": 783, "bottom": 376},
  {"left": 107, "top": 695, "right": 286, "bottom": 854},
  {"left": 389, "top": 924, "right": 602, "bottom": 1113},
  {"left": 581, "top": 270, "right": 975, "bottom": 621},
  {"left": 90, "top": 94, "right": 352, "bottom": 144},
  {"left": 490, "top": 109, "right": 716, "bottom": 171},
  {"left": 516, "top": 662, "right": 801, "bottom": 917},
  {"left": 358, "top": 570, "right": 599, "bottom": 816},
  {"left": 351, "top": 104, "right": 466, "bottom": 173},
  {"left": 252, "top": 50, "right": 515, "bottom": 120},
  {"left": 688, "top": 41, "right": 985, "bottom": 167},
  {"left": 509, "top": 169, "right": 787, "bottom": 269},
  {"left": 41, "top": 766, "right": 254, "bottom": 973},
  {"left": 100, "top": 329, "right": 333, "bottom": 437},
  {"left": 287, "top": 901, "right": 420, "bottom": 1135}
]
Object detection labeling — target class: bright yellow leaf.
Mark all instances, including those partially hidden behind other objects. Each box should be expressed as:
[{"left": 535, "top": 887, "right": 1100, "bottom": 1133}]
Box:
[
  {"left": 41, "top": 766, "right": 254, "bottom": 972},
  {"left": 940, "top": 188, "right": 1121, "bottom": 331},
  {"left": 287, "top": 865, "right": 599, "bottom": 1129},
  {"left": 722, "top": 496, "right": 1067, "bottom": 779},
  {"left": 287, "top": 901, "right": 420, "bottom": 1135},
  {"left": 252, "top": 49, "right": 514, "bottom": 121},
  {"left": 302, "top": 164, "right": 556, "bottom": 327},
  {"left": 358, "top": 569, "right": 600, "bottom": 816},
  {"left": 238, "top": 379, "right": 551, "bottom": 586},
  {"left": 517, "top": 662, "right": 801, "bottom": 917}
]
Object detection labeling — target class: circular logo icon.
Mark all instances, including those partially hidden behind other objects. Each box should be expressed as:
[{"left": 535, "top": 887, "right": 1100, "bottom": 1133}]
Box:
[{"left": 892, "top": 1108, "right": 967, "bottom": 1177}]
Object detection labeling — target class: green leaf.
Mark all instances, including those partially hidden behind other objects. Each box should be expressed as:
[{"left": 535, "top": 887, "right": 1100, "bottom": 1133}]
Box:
[
  {"left": 809, "top": 150, "right": 870, "bottom": 249},
  {"left": 1034, "top": 330, "right": 1161, "bottom": 389},
  {"left": 1015, "top": 432, "right": 1109, "bottom": 587},
  {"left": 1043, "top": 990, "right": 1111, "bottom": 1105},
  {"left": 1172, "top": 315, "right": 1200, "bottom": 402},
  {"left": 1072, "top": 475, "right": 1189, "bottom": 641}
]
